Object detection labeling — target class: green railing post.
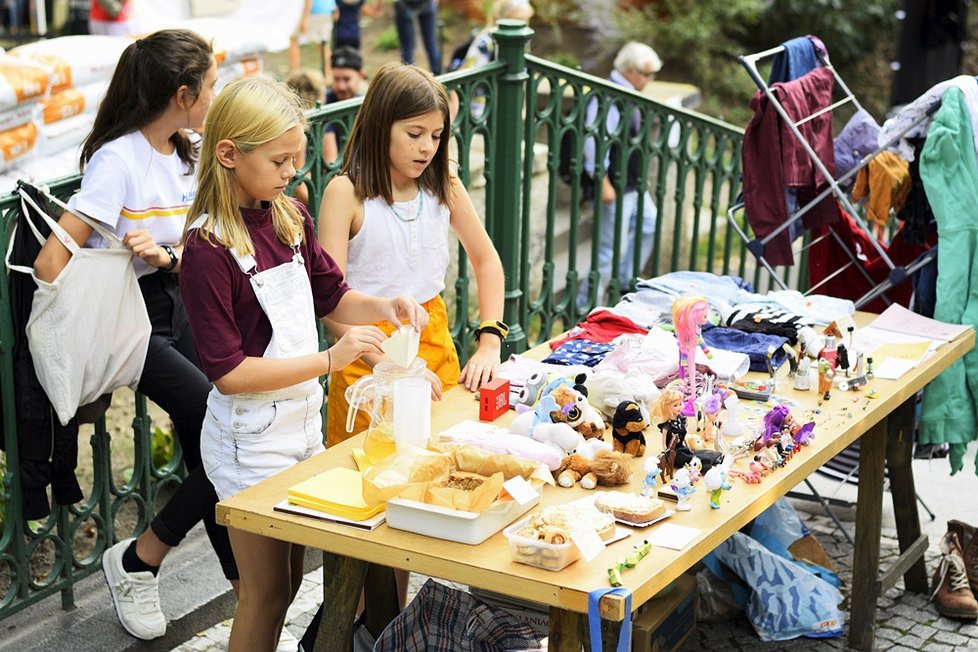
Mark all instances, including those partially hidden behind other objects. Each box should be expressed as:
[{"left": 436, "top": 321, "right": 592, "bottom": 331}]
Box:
[{"left": 490, "top": 19, "right": 533, "bottom": 354}]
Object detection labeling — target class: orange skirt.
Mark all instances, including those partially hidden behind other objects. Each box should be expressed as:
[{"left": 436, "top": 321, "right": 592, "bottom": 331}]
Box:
[{"left": 325, "top": 295, "right": 460, "bottom": 447}]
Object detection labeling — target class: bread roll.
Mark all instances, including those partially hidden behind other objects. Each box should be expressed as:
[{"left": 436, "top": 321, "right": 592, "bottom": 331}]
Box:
[{"left": 594, "top": 491, "right": 666, "bottom": 525}]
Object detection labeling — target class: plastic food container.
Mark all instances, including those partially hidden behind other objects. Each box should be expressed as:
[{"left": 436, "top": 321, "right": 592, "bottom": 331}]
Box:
[
  {"left": 385, "top": 494, "right": 540, "bottom": 545},
  {"left": 503, "top": 515, "right": 581, "bottom": 571}
]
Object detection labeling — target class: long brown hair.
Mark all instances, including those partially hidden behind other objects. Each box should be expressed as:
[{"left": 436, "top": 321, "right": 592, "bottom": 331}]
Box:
[
  {"left": 81, "top": 29, "right": 212, "bottom": 174},
  {"left": 341, "top": 62, "right": 452, "bottom": 205}
]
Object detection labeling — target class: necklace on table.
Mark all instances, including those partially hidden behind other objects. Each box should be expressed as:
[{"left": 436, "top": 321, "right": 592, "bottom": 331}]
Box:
[{"left": 388, "top": 189, "right": 424, "bottom": 223}]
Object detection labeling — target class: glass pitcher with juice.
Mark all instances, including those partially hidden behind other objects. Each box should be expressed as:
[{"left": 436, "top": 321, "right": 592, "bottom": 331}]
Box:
[{"left": 345, "top": 357, "right": 427, "bottom": 464}]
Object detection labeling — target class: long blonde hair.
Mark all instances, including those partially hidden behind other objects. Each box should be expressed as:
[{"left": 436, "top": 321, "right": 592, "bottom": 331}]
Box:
[{"left": 186, "top": 76, "right": 306, "bottom": 255}]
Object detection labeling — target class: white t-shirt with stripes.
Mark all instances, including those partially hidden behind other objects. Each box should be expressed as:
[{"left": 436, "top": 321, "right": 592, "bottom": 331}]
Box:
[{"left": 68, "top": 130, "right": 197, "bottom": 277}]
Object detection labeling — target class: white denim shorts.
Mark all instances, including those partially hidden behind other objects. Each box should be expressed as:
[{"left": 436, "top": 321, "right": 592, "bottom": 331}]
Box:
[{"left": 201, "top": 382, "right": 325, "bottom": 500}]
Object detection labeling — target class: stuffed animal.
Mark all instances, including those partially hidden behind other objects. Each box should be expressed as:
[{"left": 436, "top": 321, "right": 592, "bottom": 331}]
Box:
[
  {"left": 612, "top": 400, "right": 649, "bottom": 457},
  {"left": 555, "top": 449, "right": 632, "bottom": 489},
  {"left": 554, "top": 438, "right": 611, "bottom": 489},
  {"left": 511, "top": 375, "right": 604, "bottom": 449}
]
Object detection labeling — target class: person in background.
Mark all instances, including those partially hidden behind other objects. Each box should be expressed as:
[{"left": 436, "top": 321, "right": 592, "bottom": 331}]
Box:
[
  {"left": 32, "top": 30, "right": 236, "bottom": 642},
  {"left": 288, "top": 68, "right": 326, "bottom": 109},
  {"left": 577, "top": 41, "right": 661, "bottom": 308},
  {"left": 89, "top": 0, "right": 134, "bottom": 35},
  {"left": 290, "top": 0, "right": 337, "bottom": 84},
  {"left": 334, "top": 0, "right": 382, "bottom": 51},
  {"left": 322, "top": 46, "right": 366, "bottom": 164},
  {"left": 459, "top": 0, "right": 533, "bottom": 70},
  {"left": 180, "top": 75, "right": 427, "bottom": 652},
  {"left": 393, "top": 0, "right": 441, "bottom": 74}
]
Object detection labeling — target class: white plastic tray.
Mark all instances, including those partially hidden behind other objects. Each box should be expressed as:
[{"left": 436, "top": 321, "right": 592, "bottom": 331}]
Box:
[{"left": 385, "top": 493, "right": 540, "bottom": 545}]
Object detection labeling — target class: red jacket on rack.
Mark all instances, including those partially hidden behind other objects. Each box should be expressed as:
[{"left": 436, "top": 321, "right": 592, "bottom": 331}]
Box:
[{"left": 742, "top": 66, "right": 838, "bottom": 266}]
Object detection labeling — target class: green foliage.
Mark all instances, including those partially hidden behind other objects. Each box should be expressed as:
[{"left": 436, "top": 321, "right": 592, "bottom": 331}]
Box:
[
  {"left": 375, "top": 26, "right": 400, "bottom": 52},
  {"left": 151, "top": 425, "right": 175, "bottom": 470},
  {"left": 613, "top": 0, "right": 764, "bottom": 122},
  {"left": 610, "top": 0, "right": 900, "bottom": 125},
  {"left": 552, "top": 52, "right": 581, "bottom": 70},
  {"left": 749, "top": 0, "right": 899, "bottom": 67}
]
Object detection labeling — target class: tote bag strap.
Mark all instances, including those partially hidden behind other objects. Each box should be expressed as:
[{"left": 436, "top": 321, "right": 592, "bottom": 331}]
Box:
[
  {"left": 588, "top": 587, "right": 632, "bottom": 652},
  {"left": 37, "top": 187, "right": 126, "bottom": 250},
  {"left": 5, "top": 188, "right": 76, "bottom": 275}
]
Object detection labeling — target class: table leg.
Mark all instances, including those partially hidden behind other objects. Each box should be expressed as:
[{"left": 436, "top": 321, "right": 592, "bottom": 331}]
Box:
[
  {"left": 849, "top": 417, "right": 887, "bottom": 651},
  {"left": 885, "top": 396, "right": 929, "bottom": 593},
  {"left": 549, "top": 607, "right": 585, "bottom": 652},
  {"left": 363, "top": 564, "right": 399, "bottom": 638},
  {"left": 313, "top": 552, "right": 369, "bottom": 652}
]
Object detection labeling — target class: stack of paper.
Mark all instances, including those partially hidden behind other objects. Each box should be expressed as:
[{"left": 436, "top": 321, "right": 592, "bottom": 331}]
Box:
[{"left": 287, "top": 467, "right": 385, "bottom": 521}]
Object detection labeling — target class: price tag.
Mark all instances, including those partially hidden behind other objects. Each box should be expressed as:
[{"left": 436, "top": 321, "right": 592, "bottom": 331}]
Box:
[
  {"left": 502, "top": 476, "right": 538, "bottom": 506},
  {"left": 570, "top": 525, "right": 606, "bottom": 561}
]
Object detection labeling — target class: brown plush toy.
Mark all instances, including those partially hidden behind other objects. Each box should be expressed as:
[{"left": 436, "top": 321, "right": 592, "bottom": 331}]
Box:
[
  {"left": 556, "top": 453, "right": 597, "bottom": 489},
  {"left": 612, "top": 401, "right": 649, "bottom": 457},
  {"left": 555, "top": 450, "right": 633, "bottom": 489},
  {"left": 589, "top": 450, "right": 633, "bottom": 485}
]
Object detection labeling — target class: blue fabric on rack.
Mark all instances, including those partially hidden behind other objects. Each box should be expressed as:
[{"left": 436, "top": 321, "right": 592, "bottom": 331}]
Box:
[
  {"left": 768, "top": 36, "right": 819, "bottom": 84},
  {"left": 543, "top": 339, "right": 615, "bottom": 367},
  {"left": 912, "top": 246, "right": 938, "bottom": 319}
]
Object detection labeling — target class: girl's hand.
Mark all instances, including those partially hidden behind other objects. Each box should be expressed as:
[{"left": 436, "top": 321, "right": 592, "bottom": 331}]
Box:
[
  {"left": 329, "top": 326, "right": 387, "bottom": 371},
  {"left": 123, "top": 229, "right": 169, "bottom": 268},
  {"left": 387, "top": 296, "right": 429, "bottom": 331},
  {"left": 458, "top": 343, "right": 502, "bottom": 392},
  {"left": 424, "top": 368, "right": 444, "bottom": 401}
]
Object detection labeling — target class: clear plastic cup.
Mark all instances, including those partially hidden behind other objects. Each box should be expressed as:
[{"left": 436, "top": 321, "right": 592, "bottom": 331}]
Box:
[{"left": 392, "top": 377, "right": 431, "bottom": 450}]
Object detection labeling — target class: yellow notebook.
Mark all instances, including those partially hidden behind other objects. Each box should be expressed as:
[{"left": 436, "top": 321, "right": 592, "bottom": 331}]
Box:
[{"left": 287, "top": 467, "right": 384, "bottom": 521}]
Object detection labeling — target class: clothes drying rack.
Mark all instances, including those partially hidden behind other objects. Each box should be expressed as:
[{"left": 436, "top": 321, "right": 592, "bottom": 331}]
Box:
[
  {"left": 726, "top": 44, "right": 937, "bottom": 308},
  {"left": 728, "top": 43, "right": 938, "bottom": 541}
]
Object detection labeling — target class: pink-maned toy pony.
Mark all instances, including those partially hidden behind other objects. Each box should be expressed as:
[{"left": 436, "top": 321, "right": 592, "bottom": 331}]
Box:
[{"left": 672, "top": 296, "right": 712, "bottom": 416}]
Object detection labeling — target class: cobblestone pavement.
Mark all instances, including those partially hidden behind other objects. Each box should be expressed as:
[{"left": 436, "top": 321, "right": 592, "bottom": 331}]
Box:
[{"left": 171, "top": 508, "right": 978, "bottom": 651}]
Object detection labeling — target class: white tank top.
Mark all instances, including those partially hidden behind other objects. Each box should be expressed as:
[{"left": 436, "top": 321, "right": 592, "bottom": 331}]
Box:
[{"left": 344, "top": 188, "right": 450, "bottom": 301}]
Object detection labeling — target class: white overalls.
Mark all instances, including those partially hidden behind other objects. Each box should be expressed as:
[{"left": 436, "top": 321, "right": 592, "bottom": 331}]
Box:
[{"left": 195, "top": 218, "right": 325, "bottom": 500}]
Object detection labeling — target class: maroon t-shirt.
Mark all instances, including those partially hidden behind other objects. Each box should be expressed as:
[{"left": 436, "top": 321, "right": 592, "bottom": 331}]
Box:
[{"left": 180, "top": 202, "right": 349, "bottom": 382}]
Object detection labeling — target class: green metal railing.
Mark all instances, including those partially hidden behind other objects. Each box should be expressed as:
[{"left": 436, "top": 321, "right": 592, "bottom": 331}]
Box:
[{"left": 0, "top": 20, "right": 749, "bottom": 619}]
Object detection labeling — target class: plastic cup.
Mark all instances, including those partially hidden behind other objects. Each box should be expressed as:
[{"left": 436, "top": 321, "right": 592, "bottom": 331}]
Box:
[{"left": 393, "top": 377, "right": 431, "bottom": 450}]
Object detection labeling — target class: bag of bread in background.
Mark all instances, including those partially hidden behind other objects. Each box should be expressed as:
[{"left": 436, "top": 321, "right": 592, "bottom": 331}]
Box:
[
  {"left": 399, "top": 471, "right": 505, "bottom": 513},
  {"left": 438, "top": 442, "right": 554, "bottom": 485}
]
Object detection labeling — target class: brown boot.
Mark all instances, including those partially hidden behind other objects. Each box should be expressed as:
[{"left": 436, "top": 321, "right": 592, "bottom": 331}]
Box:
[
  {"left": 947, "top": 520, "right": 978, "bottom": 595},
  {"left": 931, "top": 531, "right": 978, "bottom": 619}
]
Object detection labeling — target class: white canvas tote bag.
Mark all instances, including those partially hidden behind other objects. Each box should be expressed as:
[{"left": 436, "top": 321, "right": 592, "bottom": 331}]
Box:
[{"left": 5, "top": 186, "right": 151, "bottom": 425}]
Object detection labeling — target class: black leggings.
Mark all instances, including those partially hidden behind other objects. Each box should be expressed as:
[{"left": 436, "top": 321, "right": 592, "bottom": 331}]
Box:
[{"left": 137, "top": 271, "right": 238, "bottom": 580}]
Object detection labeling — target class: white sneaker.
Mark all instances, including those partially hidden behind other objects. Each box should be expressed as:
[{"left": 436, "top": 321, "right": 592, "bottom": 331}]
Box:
[{"left": 101, "top": 538, "right": 166, "bottom": 640}]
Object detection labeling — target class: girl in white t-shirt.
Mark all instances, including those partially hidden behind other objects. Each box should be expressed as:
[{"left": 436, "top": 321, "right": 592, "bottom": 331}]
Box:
[{"left": 33, "top": 30, "right": 234, "bottom": 642}]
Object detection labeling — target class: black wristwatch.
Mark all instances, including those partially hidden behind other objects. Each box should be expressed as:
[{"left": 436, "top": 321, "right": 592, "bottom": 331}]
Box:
[{"left": 161, "top": 244, "right": 179, "bottom": 272}]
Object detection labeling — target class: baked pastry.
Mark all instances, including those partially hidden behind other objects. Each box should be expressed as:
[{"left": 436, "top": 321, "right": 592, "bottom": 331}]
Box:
[
  {"left": 593, "top": 491, "right": 666, "bottom": 525},
  {"left": 537, "top": 505, "right": 617, "bottom": 541}
]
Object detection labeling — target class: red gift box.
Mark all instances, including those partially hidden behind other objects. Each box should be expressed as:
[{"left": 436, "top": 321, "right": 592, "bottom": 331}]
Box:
[{"left": 479, "top": 377, "right": 510, "bottom": 422}]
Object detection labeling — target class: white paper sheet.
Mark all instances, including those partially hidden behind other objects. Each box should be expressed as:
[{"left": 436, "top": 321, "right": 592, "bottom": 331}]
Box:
[
  {"left": 647, "top": 523, "right": 700, "bottom": 550},
  {"left": 869, "top": 304, "right": 971, "bottom": 343},
  {"left": 872, "top": 357, "right": 917, "bottom": 380}
]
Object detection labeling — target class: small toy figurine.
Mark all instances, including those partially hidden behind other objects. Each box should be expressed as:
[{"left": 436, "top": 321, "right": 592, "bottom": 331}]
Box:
[
  {"left": 720, "top": 393, "right": 746, "bottom": 438},
  {"left": 672, "top": 296, "right": 712, "bottom": 416},
  {"left": 762, "top": 404, "right": 815, "bottom": 451},
  {"left": 794, "top": 357, "right": 812, "bottom": 391},
  {"left": 818, "top": 358, "right": 834, "bottom": 400},
  {"left": 701, "top": 391, "right": 723, "bottom": 443},
  {"left": 702, "top": 465, "right": 731, "bottom": 509},
  {"left": 671, "top": 467, "right": 696, "bottom": 511},
  {"left": 866, "top": 356, "right": 874, "bottom": 379},
  {"left": 837, "top": 343, "right": 850, "bottom": 376},
  {"left": 641, "top": 456, "right": 661, "bottom": 498},
  {"left": 686, "top": 456, "right": 704, "bottom": 484}
]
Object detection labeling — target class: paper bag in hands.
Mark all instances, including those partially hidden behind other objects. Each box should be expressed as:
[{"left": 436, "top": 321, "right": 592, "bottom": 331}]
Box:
[
  {"left": 398, "top": 471, "right": 505, "bottom": 513},
  {"left": 438, "top": 443, "right": 555, "bottom": 486},
  {"left": 362, "top": 447, "right": 451, "bottom": 507}
]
